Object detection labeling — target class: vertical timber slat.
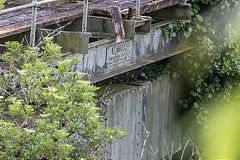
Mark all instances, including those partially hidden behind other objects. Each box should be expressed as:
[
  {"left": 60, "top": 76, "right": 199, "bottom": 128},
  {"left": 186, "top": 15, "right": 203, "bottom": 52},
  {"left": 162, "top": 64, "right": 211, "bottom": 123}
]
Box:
[
  {"left": 30, "top": 0, "right": 37, "bottom": 47},
  {"left": 111, "top": 7, "right": 125, "bottom": 43},
  {"left": 82, "top": 0, "right": 88, "bottom": 33},
  {"left": 136, "top": 0, "right": 141, "bottom": 17},
  {"left": 56, "top": 32, "right": 90, "bottom": 53}
]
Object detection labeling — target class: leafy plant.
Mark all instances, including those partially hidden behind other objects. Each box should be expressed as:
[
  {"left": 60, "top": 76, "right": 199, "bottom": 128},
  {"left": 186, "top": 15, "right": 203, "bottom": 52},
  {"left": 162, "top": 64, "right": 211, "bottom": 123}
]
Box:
[
  {"left": 0, "top": 37, "right": 126, "bottom": 159},
  {"left": 160, "top": 0, "right": 240, "bottom": 157},
  {"left": 0, "top": 0, "right": 6, "bottom": 10}
]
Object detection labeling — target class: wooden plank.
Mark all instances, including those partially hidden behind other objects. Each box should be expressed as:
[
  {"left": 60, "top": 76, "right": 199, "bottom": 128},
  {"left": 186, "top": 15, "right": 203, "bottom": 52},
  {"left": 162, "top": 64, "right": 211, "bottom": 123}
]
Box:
[
  {"left": 0, "top": 0, "right": 57, "bottom": 15},
  {"left": 151, "top": 20, "right": 176, "bottom": 29},
  {"left": 0, "top": 6, "right": 89, "bottom": 38},
  {"left": 128, "top": 0, "right": 185, "bottom": 17},
  {"left": 0, "top": 0, "right": 186, "bottom": 38},
  {"left": 0, "top": 8, "right": 56, "bottom": 28},
  {"left": 145, "top": 4, "right": 191, "bottom": 21},
  {"left": 111, "top": 7, "right": 125, "bottom": 43}
]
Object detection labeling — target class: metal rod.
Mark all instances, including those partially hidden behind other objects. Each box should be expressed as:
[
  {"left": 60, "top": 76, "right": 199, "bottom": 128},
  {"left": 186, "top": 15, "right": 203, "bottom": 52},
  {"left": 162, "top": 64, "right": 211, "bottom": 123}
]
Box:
[
  {"left": 30, "top": 0, "right": 37, "bottom": 47},
  {"left": 0, "top": 0, "right": 57, "bottom": 15},
  {"left": 136, "top": 0, "right": 140, "bottom": 17},
  {"left": 82, "top": 0, "right": 88, "bottom": 33}
]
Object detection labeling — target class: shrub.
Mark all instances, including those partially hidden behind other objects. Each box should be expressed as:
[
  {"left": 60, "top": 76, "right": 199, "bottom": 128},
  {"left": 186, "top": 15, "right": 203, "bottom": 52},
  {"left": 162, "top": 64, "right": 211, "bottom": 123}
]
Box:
[{"left": 0, "top": 37, "right": 126, "bottom": 159}]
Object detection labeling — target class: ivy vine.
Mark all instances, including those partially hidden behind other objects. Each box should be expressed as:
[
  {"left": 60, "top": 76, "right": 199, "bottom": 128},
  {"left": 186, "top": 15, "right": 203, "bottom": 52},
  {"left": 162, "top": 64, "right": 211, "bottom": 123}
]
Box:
[{"left": 167, "top": 0, "right": 240, "bottom": 127}]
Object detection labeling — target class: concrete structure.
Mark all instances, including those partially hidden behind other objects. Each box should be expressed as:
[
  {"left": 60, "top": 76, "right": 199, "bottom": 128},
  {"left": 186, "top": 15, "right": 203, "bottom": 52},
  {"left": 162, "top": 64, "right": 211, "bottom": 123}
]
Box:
[
  {"left": 69, "top": 24, "right": 191, "bottom": 82},
  {"left": 0, "top": 2, "right": 192, "bottom": 159},
  {"left": 0, "top": 0, "right": 192, "bottom": 82},
  {"left": 98, "top": 74, "right": 184, "bottom": 159}
]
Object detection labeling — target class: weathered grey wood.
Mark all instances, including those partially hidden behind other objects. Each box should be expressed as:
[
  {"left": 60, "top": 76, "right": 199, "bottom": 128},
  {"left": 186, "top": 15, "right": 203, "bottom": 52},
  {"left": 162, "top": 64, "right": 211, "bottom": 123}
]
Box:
[
  {"left": 90, "top": 32, "right": 115, "bottom": 38},
  {"left": 128, "top": 0, "right": 185, "bottom": 17},
  {"left": 145, "top": 4, "right": 191, "bottom": 21},
  {"left": 64, "top": 16, "right": 115, "bottom": 35},
  {"left": 37, "top": 29, "right": 90, "bottom": 53},
  {"left": 136, "top": 0, "right": 141, "bottom": 17},
  {"left": 0, "top": 7, "right": 86, "bottom": 38},
  {"left": 30, "top": 0, "right": 37, "bottom": 47},
  {"left": 63, "top": 16, "right": 136, "bottom": 40},
  {"left": 151, "top": 20, "right": 176, "bottom": 29},
  {"left": 127, "top": 7, "right": 133, "bottom": 19},
  {"left": 111, "top": 7, "right": 125, "bottom": 43},
  {"left": 82, "top": 0, "right": 88, "bottom": 33},
  {"left": 134, "top": 16, "right": 151, "bottom": 34},
  {"left": 0, "top": 0, "right": 186, "bottom": 38},
  {"left": 0, "top": 0, "right": 57, "bottom": 15},
  {"left": 123, "top": 20, "right": 135, "bottom": 40}
]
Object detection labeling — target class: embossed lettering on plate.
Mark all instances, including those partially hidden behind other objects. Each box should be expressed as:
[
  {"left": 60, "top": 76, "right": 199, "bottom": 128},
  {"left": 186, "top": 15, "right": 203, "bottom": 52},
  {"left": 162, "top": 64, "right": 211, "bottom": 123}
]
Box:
[{"left": 106, "top": 40, "right": 133, "bottom": 68}]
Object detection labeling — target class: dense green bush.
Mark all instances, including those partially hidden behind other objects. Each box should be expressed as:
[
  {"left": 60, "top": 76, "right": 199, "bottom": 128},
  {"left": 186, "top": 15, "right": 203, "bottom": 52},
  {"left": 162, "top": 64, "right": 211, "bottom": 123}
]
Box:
[
  {"left": 0, "top": 0, "right": 6, "bottom": 10},
  {"left": 164, "top": 0, "right": 240, "bottom": 125},
  {"left": 161, "top": 1, "right": 240, "bottom": 158},
  {"left": 0, "top": 38, "right": 126, "bottom": 159}
]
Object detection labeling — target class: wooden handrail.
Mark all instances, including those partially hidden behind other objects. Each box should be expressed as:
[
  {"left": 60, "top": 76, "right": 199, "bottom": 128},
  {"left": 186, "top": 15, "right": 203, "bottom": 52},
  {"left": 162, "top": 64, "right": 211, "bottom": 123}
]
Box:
[{"left": 0, "top": 0, "right": 57, "bottom": 15}]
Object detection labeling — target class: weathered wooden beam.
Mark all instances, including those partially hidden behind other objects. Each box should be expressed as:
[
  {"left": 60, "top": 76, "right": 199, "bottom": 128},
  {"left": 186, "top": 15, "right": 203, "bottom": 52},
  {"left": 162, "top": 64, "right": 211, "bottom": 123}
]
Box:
[
  {"left": 136, "top": 0, "right": 140, "bottom": 17},
  {"left": 0, "top": 0, "right": 187, "bottom": 39},
  {"left": 64, "top": 16, "right": 114, "bottom": 34},
  {"left": 151, "top": 20, "right": 176, "bottom": 29},
  {"left": 90, "top": 32, "right": 115, "bottom": 39},
  {"left": 123, "top": 19, "right": 135, "bottom": 40},
  {"left": 145, "top": 4, "right": 191, "bottom": 21},
  {"left": 0, "top": 7, "right": 89, "bottom": 39},
  {"left": 0, "top": 0, "right": 57, "bottom": 15},
  {"left": 30, "top": 0, "right": 37, "bottom": 47},
  {"left": 37, "top": 29, "right": 90, "bottom": 53},
  {"left": 128, "top": 0, "right": 185, "bottom": 17},
  {"left": 63, "top": 16, "right": 135, "bottom": 40},
  {"left": 63, "top": 16, "right": 152, "bottom": 40},
  {"left": 111, "top": 7, "right": 125, "bottom": 43},
  {"left": 134, "top": 16, "right": 151, "bottom": 34},
  {"left": 56, "top": 31, "right": 90, "bottom": 53},
  {"left": 92, "top": 9, "right": 111, "bottom": 17},
  {"left": 82, "top": 0, "right": 88, "bottom": 33}
]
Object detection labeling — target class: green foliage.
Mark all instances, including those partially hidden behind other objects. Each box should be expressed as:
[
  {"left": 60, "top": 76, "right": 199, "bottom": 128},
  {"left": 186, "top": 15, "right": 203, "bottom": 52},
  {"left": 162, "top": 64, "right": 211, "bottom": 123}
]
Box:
[
  {"left": 0, "top": 38, "right": 126, "bottom": 159},
  {"left": 0, "top": 0, "right": 6, "bottom": 10},
  {"left": 168, "top": 0, "right": 240, "bottom": 127}
]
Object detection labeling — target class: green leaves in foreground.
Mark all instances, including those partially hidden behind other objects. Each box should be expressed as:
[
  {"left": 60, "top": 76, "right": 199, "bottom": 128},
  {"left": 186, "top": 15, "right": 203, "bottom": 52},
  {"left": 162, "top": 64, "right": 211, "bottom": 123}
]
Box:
[{"left": 0, "top": 38, "right": 126, "bottom": 159}]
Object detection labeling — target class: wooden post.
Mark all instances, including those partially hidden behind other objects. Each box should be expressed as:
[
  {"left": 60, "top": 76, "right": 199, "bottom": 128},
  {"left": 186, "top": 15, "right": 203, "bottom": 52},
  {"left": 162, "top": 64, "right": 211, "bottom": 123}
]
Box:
[
  {"left": 30, "top": 0, "right": 37, "bottom": 47},
  {"left": 111, "top": 7, "right": 125, "bottom": 43},
  {"left": 82, "top": 0, "right": 88, "bottom": 33},
  {"left": 136, "top": 0, "right": 140, "bottom": 17}
]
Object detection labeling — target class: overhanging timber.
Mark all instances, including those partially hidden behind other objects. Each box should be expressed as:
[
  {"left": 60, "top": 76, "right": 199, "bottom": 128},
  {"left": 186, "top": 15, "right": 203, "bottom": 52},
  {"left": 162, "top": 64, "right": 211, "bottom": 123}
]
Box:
[
  {"left": 0, "top": 0, "right": 185, "bottom": 38},
  {"left": 71, "top": 28, "right": 192, "bottom": 83},
  {"left": 0, "top": 0, "right": 192, "bottom": 83}
]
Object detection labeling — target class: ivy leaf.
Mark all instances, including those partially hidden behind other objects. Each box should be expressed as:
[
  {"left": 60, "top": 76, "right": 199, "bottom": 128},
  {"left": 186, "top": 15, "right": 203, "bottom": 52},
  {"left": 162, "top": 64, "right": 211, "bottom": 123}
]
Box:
[
  {"left": 184, "top": 31, "right": 191, "bottom": 38},
  {"left": 196, "top": 14, "right": 204, "bottom": 22}
]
